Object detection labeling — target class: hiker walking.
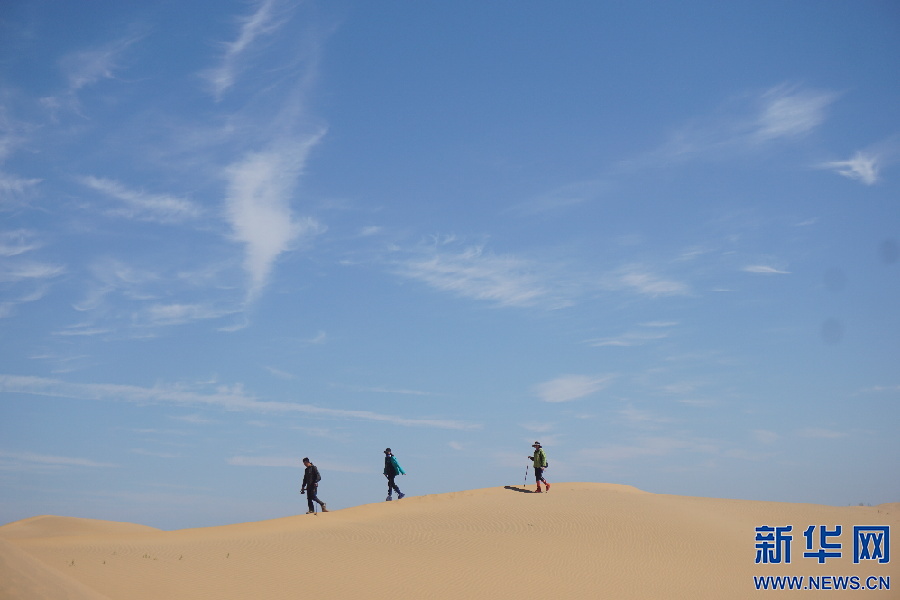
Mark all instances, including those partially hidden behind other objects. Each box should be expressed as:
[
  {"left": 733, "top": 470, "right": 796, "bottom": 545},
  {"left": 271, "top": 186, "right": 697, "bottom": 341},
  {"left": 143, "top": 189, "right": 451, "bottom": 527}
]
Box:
[
  {"left": 300, "top": 457, "right": 328, "bottom": 513},
  {"left": 528, "top": 441, "right": 550, "bottom": 493},
  {"left": 383, "top": 448, "right": 406, "bottom": 501}
]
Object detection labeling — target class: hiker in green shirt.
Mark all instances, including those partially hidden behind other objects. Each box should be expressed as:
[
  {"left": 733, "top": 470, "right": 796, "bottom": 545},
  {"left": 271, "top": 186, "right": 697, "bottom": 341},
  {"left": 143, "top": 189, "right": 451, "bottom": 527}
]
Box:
[{"left": 528, "top": 441, "right": 550, "bottom": 493}]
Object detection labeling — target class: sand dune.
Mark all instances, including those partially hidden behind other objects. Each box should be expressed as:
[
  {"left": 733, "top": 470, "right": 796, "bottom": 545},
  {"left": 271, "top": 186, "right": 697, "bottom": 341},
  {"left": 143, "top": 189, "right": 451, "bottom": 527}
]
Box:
[{"left": 1, "top": 483, "right": 896, "bottom": 599}]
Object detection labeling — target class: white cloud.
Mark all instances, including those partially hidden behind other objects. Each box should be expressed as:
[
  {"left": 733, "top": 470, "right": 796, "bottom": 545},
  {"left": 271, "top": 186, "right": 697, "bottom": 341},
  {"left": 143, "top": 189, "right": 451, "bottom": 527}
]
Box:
[
  {"left": 224, "top": 135, "right": 325, "bottom": 303},
  {"left": 856, "top": 385, "right": 900, "bottom": 395},
  {"left": 79, "top": 176, "right": 203, "bottom": 223},
  {"left": 140, "top": 303, "right": 237, "bottom": 327},
  {"left": 798, "top": 427, "right": 848, "bottom": 439},
  {"left": 265, "top": 366, "right": 295, "bottom": 380},
  {"left": 0, "top": 260, "right": 65, "bottom": 282},
  {"left": 0, "top": 374, "right": 480, "bottom": 431},
  {"left": 534, "top": 374, "right": 615, "bottom": 403},
  {"left": 822, "top": 135, "right": 900, "bottom": 185},
  {"left": 520, "top": 422, "right": 556, "bottom": 434},
  {"left": 341, "top": 384, "right": 442, "bottom": 397},
  {"left": 586, "top": 331, "right": 668, "bottom": 347},
  {"left": 204, "top": 0, "right": 293, "bottom": 99},
  {"left": 753, "top": 85, "right": 835, "bottom": 142},
  {"left": 398, "top": 243, "right": 572, "bottom": 309},
  {"left": 52, "top": 324, "right": 112, "bottom": 337},
  {"left": 306, "top": 331, "right": 327, "bottom": 344},
  {"left": 0, "top": 450, "right": 116, "bottom": 469},
  {"left": 0, "top": 230, "right": 41, "bottom": 256},
  {"left": 508, "top": 179, "right": 604, "bottom": 216},
  {"left": 170, "top": 414, "right": 215, "bottom": 425},
  {"left": 611, "top": 266, "right": 690, "bottom": 297},
  {"left": 0, "top": 172, "right": 41, "bottom": 207},
  {"left": 618, "top": 84, "right": 837, "bottom": 171},
  {"left": 59, "top": 34, "right": 142, "bottom": 92},
  {"left": 753, "top": 430, "right": 778, "bottom": 444},
  {"left": 820, "top": 150, "right": 886, "bottom": 185},
  {"left": 619, "top": 405, "right": 672, "bottom": 425},
  {"left": 743, "top": 265, "right": 790, "bottom": 275},
  {"left": 640, "top": 321, "right": 679, "bottom": 328}
]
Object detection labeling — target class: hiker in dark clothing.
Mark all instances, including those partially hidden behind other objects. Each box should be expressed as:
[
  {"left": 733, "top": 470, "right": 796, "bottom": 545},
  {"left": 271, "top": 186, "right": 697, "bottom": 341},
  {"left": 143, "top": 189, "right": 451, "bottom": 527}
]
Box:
[
  {"left": 383, "top": 448, "right": 406, "bottom": 501},
  {"left": 301, "top": 457, "right": 327, "bottom": 513},
  {"left": 528, "top": 441, "right": 550, "bottom": 493}
]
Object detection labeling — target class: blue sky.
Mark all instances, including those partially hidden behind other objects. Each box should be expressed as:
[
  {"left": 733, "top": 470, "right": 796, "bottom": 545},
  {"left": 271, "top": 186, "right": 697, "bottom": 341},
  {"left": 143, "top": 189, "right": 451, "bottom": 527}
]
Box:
[{"left": 1, "top": 0, "right": 898, "bottom": 530}]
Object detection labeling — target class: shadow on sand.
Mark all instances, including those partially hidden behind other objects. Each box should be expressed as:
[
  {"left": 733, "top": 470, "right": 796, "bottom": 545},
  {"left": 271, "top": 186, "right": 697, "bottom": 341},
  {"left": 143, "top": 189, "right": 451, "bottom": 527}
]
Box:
[{"left": 503, "top": 486, "right": 536, "bottom": 494}]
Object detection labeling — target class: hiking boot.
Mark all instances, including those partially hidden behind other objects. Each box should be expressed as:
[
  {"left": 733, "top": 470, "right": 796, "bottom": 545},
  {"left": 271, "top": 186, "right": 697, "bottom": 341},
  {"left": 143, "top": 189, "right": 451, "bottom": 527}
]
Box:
[
  {"left": 397, "top": 492, "right": 405, "bottom": 500},
  {"left": 544, "top": 482, "right": 551, "bottom": 492},
  {"left": 386, "top": 495, "right": 392, "bottom": 501},
  {"left": 534, "top": 487, "right": 542, "bottom": 493},
  {"left": 305, "top": 510, "right": 315, "bottom": 514},
  {"left": 321, "top": 504, "right": 328, "bottom": 512}
]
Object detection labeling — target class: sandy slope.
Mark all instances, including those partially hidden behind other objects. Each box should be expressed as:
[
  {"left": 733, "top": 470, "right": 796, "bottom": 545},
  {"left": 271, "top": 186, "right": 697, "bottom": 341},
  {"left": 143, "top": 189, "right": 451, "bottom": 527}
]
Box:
[{"left": 1, "top": 483, "right": 896, "bottom": 599}]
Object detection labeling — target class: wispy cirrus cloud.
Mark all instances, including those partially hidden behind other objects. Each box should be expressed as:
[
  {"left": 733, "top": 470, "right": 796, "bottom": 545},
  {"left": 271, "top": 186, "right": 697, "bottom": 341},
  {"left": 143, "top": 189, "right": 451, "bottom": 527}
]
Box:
[
  {"left": 743, "top": 265, "right": 790, "bottom": 275},
  {"left": 753, "top": 430, "right": 779, "bottom": 444},
  {"left": 534, "top": 374, "right": 615, "bottom": 403},
  {"left": 0, "top": 230, "right": 42, "bottom": 256},
  {"left": 855, "top": 384, "right": 900, "bottom": 395},
  {"left": 0, "top": 260, "right": 65, "bottom": 283},
  {"left": 0, "top": 374, "right": 480, "bottom": 431},
  {"left": 397, "top": 242, "right": 573, "bottom": 309},
  {"left": 59, "top": 34, "right": 142, "bottom": 92},
  {"left": 337, "top": 383, "right": 444, "bottom": 397},
  {"left": 204, "top": 0, "right": 294, "bottom": 99},
  {"left": 586, "top": 331, "right": 669, "bottom": 348},
  {"left": 78, "top": 176, "right": 203, "bottom": 223},
  {"left": 0, "top": 450, "right": 116, "bottom": 470},
  {"left": 819, "top": 136, "right": 899, "bottom": 185},
  {"left": 606, "top": 265, "right": 691, "bottom": 297},
  {"left": 224, "top": 136, "right": 326, "bottom": 303},
  {"left": 139, "top": 303, "right": 239, "bottom": 327},
  {"left": 0, "top": 172, "right": 41, "bottom": 208},
  {"left": 798, "top": 427, "right": 848, "bottom": 439},
  {"left": 620, "top": 84, "right": 837, "bottom": 171},
  {"left": 752, "top": 85, "right": 835, "bottom": 142}
]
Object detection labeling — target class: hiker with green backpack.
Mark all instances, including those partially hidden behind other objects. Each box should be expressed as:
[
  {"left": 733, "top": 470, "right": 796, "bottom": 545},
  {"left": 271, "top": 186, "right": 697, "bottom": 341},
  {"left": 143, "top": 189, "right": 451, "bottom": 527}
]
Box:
[
  {"left": 383, "top": 448, "right": 406, "bottom": 501},
  {"left": 528, "top": 441, "right": 550, "bottom": 493}
]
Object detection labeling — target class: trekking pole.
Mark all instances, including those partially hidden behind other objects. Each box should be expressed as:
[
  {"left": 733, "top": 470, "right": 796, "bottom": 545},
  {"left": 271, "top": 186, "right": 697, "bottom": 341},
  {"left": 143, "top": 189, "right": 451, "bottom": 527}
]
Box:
[{"left": 523, "top": 464, "right": 529, "bottom": 487}]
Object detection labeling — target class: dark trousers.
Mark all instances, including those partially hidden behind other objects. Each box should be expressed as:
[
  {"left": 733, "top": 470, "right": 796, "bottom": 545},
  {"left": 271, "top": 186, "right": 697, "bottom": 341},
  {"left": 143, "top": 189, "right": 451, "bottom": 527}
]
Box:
[
  {"left": 534, "top": 467, "right": 548, "bottom": 483},
  {"left": 385, "top": 473, "right": 401, "bottom": 495},
  {"left": 306, "top": 485, "right": 324, "bottom": 512}
]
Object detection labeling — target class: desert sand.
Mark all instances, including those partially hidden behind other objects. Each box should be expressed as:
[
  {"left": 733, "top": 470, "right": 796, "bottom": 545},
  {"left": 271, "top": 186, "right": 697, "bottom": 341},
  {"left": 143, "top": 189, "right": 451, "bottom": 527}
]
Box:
[{"left": 1, "top": 483, "right": 896, "bottom": 599}]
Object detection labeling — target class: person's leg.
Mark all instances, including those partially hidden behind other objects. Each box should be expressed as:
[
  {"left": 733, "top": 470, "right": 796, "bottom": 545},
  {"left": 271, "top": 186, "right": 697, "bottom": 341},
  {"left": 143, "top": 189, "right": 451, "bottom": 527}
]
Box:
[
  {"left": 318, "top": 494, "right": 327, "bottom": 511},
  {"left": 309, "top": 486, "right": 327, "bottom": 511},
  {"left": 307, "top": 492, "right": 315, "bottom": 513},
  {"left": 534, "top": 467, "right": 543, "bottom": 492}
]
